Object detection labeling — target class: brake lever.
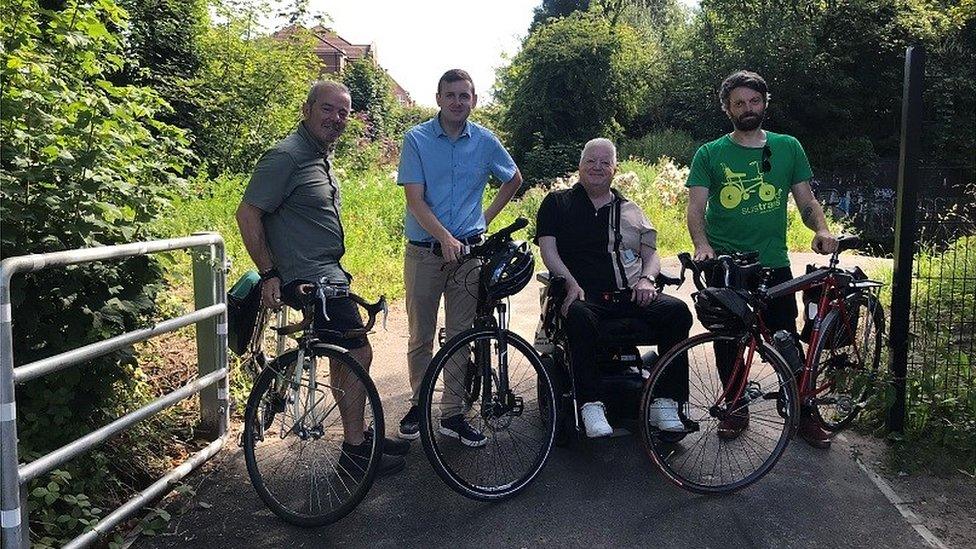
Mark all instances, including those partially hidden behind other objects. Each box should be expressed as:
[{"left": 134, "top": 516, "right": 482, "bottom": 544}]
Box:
[{"left": 317, "top": 285, "right": 331, "bottom": 321}]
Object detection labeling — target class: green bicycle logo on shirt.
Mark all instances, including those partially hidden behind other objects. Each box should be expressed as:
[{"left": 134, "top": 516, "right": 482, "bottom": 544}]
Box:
[{"left": 719, "top": 161, "right": 777, "bottom": 209}]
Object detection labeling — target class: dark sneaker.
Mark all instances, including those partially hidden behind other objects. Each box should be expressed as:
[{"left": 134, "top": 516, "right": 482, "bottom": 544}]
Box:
[
  {"left": 798, "top": 413, "right": 832, "bottom": 449},
  {"left": 717, "top": 409, "right": 750, "bottom": 441},
  {"left": 438, "top": 414, "right": 487, "bottom": 448},
  {"left": 365, "top": 427, "right": 410, "bottom": 456},
  {"left": 338, "top": 441, "right": 405, "bottom": 477},
  {"left": 399, "top": 406, "right": 420, "bottom": 440}
]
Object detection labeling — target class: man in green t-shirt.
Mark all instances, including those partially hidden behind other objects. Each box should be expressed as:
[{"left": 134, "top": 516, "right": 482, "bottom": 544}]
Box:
[{"left": 685, "top": 70, "right": 838, "bottom": 448}]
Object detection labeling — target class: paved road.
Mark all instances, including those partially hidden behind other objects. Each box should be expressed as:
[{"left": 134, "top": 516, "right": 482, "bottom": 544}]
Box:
[{"left": 140, "top": 253, "right": 916, "bottom": 549}]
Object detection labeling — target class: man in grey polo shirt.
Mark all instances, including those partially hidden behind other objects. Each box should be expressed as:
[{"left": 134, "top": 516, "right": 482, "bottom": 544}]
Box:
[
  {"left": 396, "top": 69, "right": 523, "bottom": 446},
  {"left": 236, "top": 80, "right": 406, "bottom": 475}
]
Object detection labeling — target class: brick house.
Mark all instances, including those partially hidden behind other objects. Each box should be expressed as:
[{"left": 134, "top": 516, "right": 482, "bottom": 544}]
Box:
[{"left": 275, "top": 24, "right": 414, "bottom": 106}]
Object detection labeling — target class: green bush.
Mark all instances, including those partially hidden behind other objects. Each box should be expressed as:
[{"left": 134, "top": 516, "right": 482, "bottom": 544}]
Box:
[
  {"left": 620, "top": 128, "right": 699, "bottom": 167},
  {"left": 495, "top": 12, "right": 663, "bottom": 180},
  {"left": 521, "top": 141, "right": 582, "bottom": 182},
  {"left": 860, "top": 235, "right": 976, "bottom": 473},
  {"left": 342, "top": 58, "right": 399, "bottom": 139}
]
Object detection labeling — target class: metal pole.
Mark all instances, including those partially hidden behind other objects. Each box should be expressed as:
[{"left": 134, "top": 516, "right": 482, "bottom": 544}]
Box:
[
  {"left": 888, "top": 45, "right": 926, "bottom": 432},
  {"left": 214, "top": 241, "right": 229, "bottom": 437},
  {"left": 0, "top": 264, "right": 25, "bottom": 549},
  {"left": 192, "top": 235, "right": 221, "bottom": 439}
]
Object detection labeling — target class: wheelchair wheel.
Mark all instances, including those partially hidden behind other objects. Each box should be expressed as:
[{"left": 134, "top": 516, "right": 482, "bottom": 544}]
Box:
[
  {"left": 540, "top": 353, "right": 576, "bottom": 447},
  {"left": 419, "top": 328, "right": 557, "bottom": 500},
  {"left": 639, "top": 332, "right": 799, "bottom": 494},
  {"left": 242, "top": 345, "right": 383, "bottom": 526}
]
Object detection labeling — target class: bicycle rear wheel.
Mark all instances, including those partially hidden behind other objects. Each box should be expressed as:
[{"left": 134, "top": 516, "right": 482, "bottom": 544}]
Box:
[
  {"left": 242, "top": 344, "right": 383, "bottom": 526},
  {"left": 811, "top": 293, "right": 885, "bottom": 431},
  {"left": 639, "top": 332, "right": 799, "bottom": 494},
  {"left": 419, "top": 328, "right": 556, "bottom": 501}
]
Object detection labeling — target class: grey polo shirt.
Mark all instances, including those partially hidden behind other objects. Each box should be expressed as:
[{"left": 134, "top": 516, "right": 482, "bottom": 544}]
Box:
[{"left": 243, "top": 123, "right": 348, "bottom": 286}]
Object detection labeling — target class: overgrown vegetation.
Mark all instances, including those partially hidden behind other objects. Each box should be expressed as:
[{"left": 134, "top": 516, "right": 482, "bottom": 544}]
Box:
[{"left": 862, "top": 235, "right": 976, "bottom": 474}]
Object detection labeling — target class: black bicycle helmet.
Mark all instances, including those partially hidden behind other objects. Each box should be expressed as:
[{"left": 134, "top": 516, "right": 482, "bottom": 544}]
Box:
[
  {"left": 481, "top": 240, "right": 535, "bottom": 300},
  {"left": 694, "top": 287, "right": 755, "bottom": 332}
]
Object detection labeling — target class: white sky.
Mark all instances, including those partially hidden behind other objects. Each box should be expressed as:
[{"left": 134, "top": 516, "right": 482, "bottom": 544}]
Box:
[{"left": 305, "top": 1, "right": 699, "bottom": 106}]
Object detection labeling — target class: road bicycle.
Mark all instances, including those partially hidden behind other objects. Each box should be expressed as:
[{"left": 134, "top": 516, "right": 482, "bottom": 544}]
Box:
[
  {"left": 240, "top": 280, "right": 389, "bottom": 526},
  {"left": 639, "top": 235, "right": 886, "bottom": 494},
  {"left": 417, "top": 218, "right": 558, "bottom": 501}
]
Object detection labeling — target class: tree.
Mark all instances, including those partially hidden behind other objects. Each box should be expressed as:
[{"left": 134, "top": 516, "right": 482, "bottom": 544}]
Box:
[
  {"left": 496, "top": 13, "right": 663, "bottom": 179},
  {"left": 189, "top": 8, "right": 323, "bottom": 176},
  {"left": 1, "top": 0, "right": 191, "bottom": 453},
  {"left": 118, "top": 0, "right": 208, "bottom": 137},
  {"left": 655, "top": 0, "right": 972, "bottom": 171},
  {"left": 342, "top": 57, "right": 398, "bottom": 139},
  {"left": 530, "top": 0, "right": 590, "bottom": 31}
]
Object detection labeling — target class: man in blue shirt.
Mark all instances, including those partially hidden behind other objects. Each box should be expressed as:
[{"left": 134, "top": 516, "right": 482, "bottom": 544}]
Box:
[{"left": 396, "top": 69, "right": 523, "bottom": 446}]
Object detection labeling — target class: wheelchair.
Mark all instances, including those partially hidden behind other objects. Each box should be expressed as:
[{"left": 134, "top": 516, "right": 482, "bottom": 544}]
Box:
[{"left": 533, "top": 272, "right": 684, "bottom": 445}]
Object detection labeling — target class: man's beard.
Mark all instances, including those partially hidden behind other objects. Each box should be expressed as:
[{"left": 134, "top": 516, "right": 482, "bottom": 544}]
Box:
[{"left": 732, "top": 111, "right": 764, "bottom": 131}]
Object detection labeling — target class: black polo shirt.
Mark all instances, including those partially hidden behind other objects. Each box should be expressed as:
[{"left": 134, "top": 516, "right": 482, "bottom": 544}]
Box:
[{"left": 535, "top": 183, "right": 657, "bottom": 295}]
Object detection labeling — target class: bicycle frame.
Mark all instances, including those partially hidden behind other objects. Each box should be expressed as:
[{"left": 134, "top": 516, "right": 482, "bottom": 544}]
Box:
[
  {"left": 711, "top": 264, "right": 880, "bottom": 414},
  {"left": 472, "top": 270, "right": 514, "bottom": 415}
]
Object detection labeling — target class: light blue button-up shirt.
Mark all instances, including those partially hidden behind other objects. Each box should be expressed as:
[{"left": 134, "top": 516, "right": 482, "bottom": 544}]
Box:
[{"left": 397, "top": 116, "right": 517, "bottom": 242}]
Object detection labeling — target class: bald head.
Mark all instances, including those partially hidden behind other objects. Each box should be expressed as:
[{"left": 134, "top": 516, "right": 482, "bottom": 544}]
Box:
[
  {"left": 305, "top": 80, "right": 351, "bottom": 110},
  {"left": 301, "top": 80, "right": 352, "bottom": 147}
]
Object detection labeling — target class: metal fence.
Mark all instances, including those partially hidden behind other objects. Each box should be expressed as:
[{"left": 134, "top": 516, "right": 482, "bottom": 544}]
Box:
[
  {"left": 888, "top": 45, "right": 976, "bottom": 432},
  {"left": 907, "top": 197, "right": 976, "bottom": 432},
  {"left": 0, "top": 233, "right": 229, "bottom": 549}
]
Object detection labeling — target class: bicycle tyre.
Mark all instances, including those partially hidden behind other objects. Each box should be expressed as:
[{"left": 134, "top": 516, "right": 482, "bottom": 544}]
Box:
[
  {"left": 639, "top": 331, "right": 799, "bottom": 495},
  {"left": 242, "top": 344, "right": 383, "bottom": 526},
  {"left": 811, "top": 293, "right": 885, "bottom": 431},
  {"left": 419, "top": 327, "right": 557, "bottom": 501}
]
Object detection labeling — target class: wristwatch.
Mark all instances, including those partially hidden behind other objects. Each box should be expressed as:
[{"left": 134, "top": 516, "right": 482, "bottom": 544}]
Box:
[
  {"left": 259, "top": 267, "right": 281, "bottom": 281},
  {"left": 638, "top": 274, "right": 656, "bottom": 285}
]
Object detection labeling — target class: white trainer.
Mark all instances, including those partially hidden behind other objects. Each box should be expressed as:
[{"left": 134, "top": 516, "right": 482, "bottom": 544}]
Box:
[
  {"left": 580, "top": 401, "right": 613, "bottom": 438},
  {"left": 646, "top": 398, "right": 685, "bottom": 432}
]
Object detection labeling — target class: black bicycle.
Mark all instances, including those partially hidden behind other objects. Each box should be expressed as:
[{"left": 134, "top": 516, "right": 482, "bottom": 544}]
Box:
[
  {"left": 417, "top": 218, "right": 558, "bottom": 501},
  {"left": 241, "top": 280, "right": 388, "bottom": 526}
]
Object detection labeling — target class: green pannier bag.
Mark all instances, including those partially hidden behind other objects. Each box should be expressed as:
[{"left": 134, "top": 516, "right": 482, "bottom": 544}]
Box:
[{"left": 227, "top": 270, "right": 262, "bottom": 356}]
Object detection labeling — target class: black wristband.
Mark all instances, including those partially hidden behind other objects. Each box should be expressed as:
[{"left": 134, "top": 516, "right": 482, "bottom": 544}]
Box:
[
  {"left": 639, "top": 274, "right": 655, "bottom": 284},
  {"left": 259, "top": 267, "right": 280, "bottom": 281}
]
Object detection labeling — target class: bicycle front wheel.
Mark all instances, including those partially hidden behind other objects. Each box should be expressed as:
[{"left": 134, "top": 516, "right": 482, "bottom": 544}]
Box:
[
  {"left": 242, "top": 344, "right": 383, "bottom": 526},
  {"left": 639, "top": 332, "right": 799, "bottom": 494},
  {"left": 419, "top": 328, "right": 556, "bottom": 501},
  {"left": 811, "top": 293, "right": 886, "bottom": 431}
]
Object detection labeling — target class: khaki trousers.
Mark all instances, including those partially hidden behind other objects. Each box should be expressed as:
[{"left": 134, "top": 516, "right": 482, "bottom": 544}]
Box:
[{"left": 404, "top": 243, "right": 479, "bottom": 417}]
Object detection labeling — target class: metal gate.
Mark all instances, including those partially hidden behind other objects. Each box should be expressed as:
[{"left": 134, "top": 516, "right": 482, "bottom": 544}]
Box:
[{"left": 1, "top": 233, "right": 229, "bottom": 548}]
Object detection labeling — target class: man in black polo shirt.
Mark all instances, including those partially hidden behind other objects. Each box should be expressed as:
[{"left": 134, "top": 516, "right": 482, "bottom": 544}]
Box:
[{"left": 535, "top": 138, "right": 693, "bottom": 438}]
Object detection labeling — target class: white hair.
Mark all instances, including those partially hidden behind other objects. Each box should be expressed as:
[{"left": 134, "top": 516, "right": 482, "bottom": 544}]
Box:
[{"left": 580, "top": 138, "right": 617, "bottom": 164}]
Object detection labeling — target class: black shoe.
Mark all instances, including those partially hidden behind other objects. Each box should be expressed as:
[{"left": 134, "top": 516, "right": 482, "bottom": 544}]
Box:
[
  {"left": 438, "top": 414, "right": 487, "bottom": 448},
  {"left": 365, "top": 427, "right": 410, "bottom": 456},
  {"left": 399, "top": 406, "right": 420, "bottom": 440},
  {"left": 339, "top": 441, "right": 405, "bottom": 478}
]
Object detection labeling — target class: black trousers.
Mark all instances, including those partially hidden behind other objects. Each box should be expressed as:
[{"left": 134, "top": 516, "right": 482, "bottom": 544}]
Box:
[
  {"left": 563, "top": 293, "right": 693, "bottom": 404},
  {"left": 708, "top": 266, "right": 799, "bottom": 394}
]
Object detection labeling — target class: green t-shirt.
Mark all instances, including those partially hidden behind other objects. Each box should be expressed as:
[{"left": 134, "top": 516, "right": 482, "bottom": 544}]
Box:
[{"left": 685, "top": 131, "right": 812, "bottom": 268}]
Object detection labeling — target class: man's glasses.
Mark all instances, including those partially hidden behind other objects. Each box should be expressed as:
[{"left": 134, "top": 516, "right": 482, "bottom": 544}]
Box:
[{"left": 761, "top": 144, "right": 772, "bottom": 173}]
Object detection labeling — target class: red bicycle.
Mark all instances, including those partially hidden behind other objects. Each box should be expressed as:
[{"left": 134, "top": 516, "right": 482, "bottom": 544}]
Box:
[{"left": 638, "top": 235, "right": 886, "bottom": 494}]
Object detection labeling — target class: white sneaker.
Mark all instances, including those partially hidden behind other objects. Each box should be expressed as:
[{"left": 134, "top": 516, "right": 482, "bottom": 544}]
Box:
[
  {"left": 646, "top": 398, "right": 684, "bottom": 432},
  {"left": 580, "top": 401, "right": 613, "bottom": 438}
]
